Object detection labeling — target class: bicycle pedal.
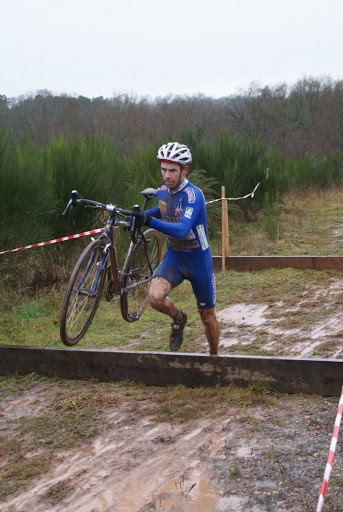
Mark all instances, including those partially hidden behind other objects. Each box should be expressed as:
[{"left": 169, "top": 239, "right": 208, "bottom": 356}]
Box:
[{"left": 128, "top": 312, "right": 139, "bottom": 321}]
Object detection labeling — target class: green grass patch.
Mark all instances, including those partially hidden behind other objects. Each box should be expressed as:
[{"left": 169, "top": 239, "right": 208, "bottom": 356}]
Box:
[
  {"left": 0, "top": 372, "right": 45, "bottom": 397},
  {"left": 0, "top": 453, "right": 51, "bottom": 498},
  {"left": 228, "top": 187, "right": 343, "bottom": 256},
  {"left": 0, "top": 267, "right": 341, "bottom": 354},
  {"left": 47, "top": 480, "right": 74, "bottom": 502}
]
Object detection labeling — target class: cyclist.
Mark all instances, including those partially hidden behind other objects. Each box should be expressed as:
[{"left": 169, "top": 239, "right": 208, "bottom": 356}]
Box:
[{"left": 131, "top": 141, "right": 220, "bottom": 355}]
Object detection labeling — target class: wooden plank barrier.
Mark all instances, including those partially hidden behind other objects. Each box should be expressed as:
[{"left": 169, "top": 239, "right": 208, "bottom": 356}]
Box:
[
  {"left": 0, "top": 346, "right": 343, "bottom": 396},
  {"left": 212, "top": 255, "right": 343, "bottom": 272}
]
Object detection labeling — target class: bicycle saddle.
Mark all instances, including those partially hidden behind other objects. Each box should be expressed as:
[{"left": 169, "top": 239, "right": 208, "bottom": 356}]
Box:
[{"left": 140, "top": 188, "right": 156, "bottom": 199}]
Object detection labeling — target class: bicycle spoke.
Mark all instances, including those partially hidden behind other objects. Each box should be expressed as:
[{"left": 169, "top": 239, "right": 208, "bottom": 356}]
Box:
[
  {"left": 66, "top": 291, "right": 94, "bottom": 335},
  {"left": 60, "top": 240, "right": 106, "bottom": 345},
  {"left": 121, "top": 229, "right": 162, "bottom": 322}
]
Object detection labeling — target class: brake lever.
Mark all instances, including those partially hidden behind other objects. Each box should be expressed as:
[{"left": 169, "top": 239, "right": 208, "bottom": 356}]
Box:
[
  {"left": 130, "top": 204, "right": 141, "bottom": 233},
  {"left": 62, "top": 199, "right": 72, "bottom": 216},
  {"left": 130, "top": 215, "right": 136, "bottom": 233},
  {"left": 62, "top": 190, "right": 79, "bottom": 228}
]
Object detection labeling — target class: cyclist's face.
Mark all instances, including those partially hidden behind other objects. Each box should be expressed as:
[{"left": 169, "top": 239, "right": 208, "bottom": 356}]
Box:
[{"left": 160, "top": 162, "right": 188, "bottom": 190}]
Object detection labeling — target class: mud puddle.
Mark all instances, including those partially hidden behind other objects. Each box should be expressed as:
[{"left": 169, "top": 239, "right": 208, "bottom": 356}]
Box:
[
  {"left": 0, "top": 394, "right": 266, "bottom": 512},
  {"left": 213, "top": 278, "right": 343, "bottom": 359},
  {"left": 1, "top": 381, "right": 342, "bottom": 512}
]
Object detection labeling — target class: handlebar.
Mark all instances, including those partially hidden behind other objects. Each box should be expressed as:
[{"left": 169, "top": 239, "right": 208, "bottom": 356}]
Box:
[{"left": 62, "top": 189, "right": 152, "bottom": 231}]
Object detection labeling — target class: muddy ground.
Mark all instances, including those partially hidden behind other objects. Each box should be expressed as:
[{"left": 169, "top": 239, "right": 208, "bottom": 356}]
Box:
[
  {"left": 1, "top": 380, "right": 343, "bottom": 512},
  {"left": 1, "top": 277, "right": 343, "bottom": 512},
  {"left": 208, "top": 277, "right": 343, "bottom": 360}
]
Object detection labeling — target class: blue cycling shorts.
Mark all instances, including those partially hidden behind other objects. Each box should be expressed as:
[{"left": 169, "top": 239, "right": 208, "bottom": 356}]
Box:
[{"left": 153, "top": 248, "right": 216, "bottom": 309}]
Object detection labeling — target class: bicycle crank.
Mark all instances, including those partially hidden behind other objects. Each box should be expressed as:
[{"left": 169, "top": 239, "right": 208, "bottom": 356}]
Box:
[{"left": 105, "top": 278, "right": 119, "bottom": 302}]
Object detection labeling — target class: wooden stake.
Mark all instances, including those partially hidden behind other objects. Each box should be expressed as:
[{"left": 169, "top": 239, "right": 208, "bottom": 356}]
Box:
[{"left": 221, "top": 186, "right": 229, "bottom": 271}]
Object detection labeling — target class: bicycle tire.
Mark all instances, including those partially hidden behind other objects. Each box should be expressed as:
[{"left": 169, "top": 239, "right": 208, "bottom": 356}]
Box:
[
  {"left": 120, "top": 229, "right": 162, "bottom": 322},
  {"left": 60, "top": 239, "right": 107, "bottom": 346}
]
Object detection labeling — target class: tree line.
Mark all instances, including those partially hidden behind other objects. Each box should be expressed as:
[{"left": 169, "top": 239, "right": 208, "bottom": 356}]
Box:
[
  {"left": 1, "top": 75, "right": 343, "bottom": 158},
  {"left": 1, "top": 75, "right": 343, "bottom": 292}
]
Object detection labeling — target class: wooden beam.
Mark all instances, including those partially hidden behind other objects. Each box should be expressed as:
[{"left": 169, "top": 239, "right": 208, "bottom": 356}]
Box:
[
  {"left": 212, "top": 255, "right": 343, "bottom": 272},
  {"left": 0, "top": 345, "right": 342, "bottom": 396}
]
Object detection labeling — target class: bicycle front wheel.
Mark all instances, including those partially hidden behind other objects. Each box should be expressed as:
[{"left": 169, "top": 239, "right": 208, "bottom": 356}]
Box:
[
  {"left": 60, "top": 239, "right": 107, "bottom": 346},
  {"left": 120, "top": 229, "right": 162, "bottom": 322}
]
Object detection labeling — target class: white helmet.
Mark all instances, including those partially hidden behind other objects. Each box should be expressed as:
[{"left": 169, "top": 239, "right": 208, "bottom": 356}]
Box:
[{"left": 157, "top": 142, "right": 192, "bottom": 166}]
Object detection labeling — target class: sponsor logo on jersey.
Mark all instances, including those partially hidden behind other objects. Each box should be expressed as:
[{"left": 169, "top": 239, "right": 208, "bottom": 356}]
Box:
[
  {"left": 196, "top": 224, "right": 209, "bottom": 250},
  {"left": 184, "top": 186, "right": 196, "bottom": 204},
  {"left": 184, "top": 207, "right": 193, "bottom": 219},
  {"left": 175, "top": 202, "right": 183, "bottom": 217},
  {"left": 212, "top": 272, "right": 216, "bottom": 304},
  {"left": 159, "top": 200, "right": 167, "bottom": 213}
]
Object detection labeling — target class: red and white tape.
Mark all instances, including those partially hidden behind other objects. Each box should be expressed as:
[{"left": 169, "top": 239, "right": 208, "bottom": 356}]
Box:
[
  {"left": 206, "top": 182, "right": 260, "bottom": 204},
  {"left": 316, "top": 386, "right": 343, "bottom": 512},
  {"left": 0, "top": 228, "right": 105, "bottom": 256},
  {"left": 0, "top": 184, "right": 260, "bottom": 256}
]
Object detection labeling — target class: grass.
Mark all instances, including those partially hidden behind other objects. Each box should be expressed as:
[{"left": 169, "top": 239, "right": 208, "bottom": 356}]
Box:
[
  {"left": 0, "top": 372, "right": 45, "bottom": 396},
  {"left": 230, "top": 466, "right": 240, "bottom": 477},
  {"left": 226, "top": 186, "right": 343, "bottom": 256},
  {"left": 0, "top": 186, "right": 342, "bottom": 354},
  {"left": 0, "top": 267, "right": 339, "bottom": 353},
  {"left": 47, "top": 481, "right": 74, "bottom": 502}
]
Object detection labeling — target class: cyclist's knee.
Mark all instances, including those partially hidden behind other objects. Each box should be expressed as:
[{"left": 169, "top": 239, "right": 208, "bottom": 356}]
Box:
[
  {"left": 198, "top": 307, "right": 218, "bottom": 327},
  {"left": 148, "top": 291, "right": 163, "bottom": 310},
  {"left": 148, "top": 277, "right": 171, "bottom": 310}
]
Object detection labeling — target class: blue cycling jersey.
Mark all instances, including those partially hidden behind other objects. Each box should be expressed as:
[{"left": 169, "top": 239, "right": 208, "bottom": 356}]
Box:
[
  {"left": 146, "top": 179, "right": 216, "bottom": 308},
  {"left": 146, "top": 179, "right": 210, "bottom": 253}
]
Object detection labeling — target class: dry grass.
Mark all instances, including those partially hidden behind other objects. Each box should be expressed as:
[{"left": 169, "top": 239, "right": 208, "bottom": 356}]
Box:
[{"left": 227, "top": 186, "right": 343, "bottom": 256}]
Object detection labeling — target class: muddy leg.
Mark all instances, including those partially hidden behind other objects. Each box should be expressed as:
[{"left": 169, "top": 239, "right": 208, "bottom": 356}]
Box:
[
  {"left": 148, "top": 277, "right": 183, "bottom": 323},
  {"left": 198, "top": 307, "right": 220, "bottom": 356}
]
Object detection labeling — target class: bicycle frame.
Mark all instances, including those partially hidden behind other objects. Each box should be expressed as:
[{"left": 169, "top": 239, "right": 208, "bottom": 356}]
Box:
[
  {"left": 102, "top": 211, "right": 121, "bottom": 297},
  {"left": 75, "top": 249, "right": 107, "bottom": 297},
  {"left": 88, "top": 187, "right": 157, "bottom": 299},
  {"left": 121, "top": 236, "right": 155, "bottom": 295}
]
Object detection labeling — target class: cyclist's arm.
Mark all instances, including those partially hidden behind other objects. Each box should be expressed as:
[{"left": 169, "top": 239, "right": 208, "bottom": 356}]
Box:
[
  {"left": 149, "top": 217, "right": 192, "bottom": 238},
  {"left": 145, "top": 205, "right": 161, "bottom": 219},
  {"left": 149, "top": 199, "right": 203, "bottom": 239}
]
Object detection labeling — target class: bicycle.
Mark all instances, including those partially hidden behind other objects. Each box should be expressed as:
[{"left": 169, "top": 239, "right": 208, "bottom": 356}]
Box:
[{"left": 60, "top": 188, "right": 162, "bottom": 346}]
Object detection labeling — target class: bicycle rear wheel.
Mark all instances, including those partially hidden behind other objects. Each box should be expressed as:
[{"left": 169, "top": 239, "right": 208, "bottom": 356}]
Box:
[
  {"left": 60, "top": 239, "right": 107, "bottom": 346},
  {"left": 120, "top": 229, "right": 162, "bottom": 322}
]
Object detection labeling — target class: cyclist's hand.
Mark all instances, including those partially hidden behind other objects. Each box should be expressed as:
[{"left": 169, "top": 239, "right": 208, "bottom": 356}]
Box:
[{"left": 130, "top": 208, "right": 152, "bottom": 228}]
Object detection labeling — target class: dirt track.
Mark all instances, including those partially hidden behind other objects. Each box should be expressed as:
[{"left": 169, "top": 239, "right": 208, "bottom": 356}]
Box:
[
  {"left": 1, "top": 277, "right": 343, "bottom": 511},
  {"left": 1, "top": 380, "right": 343, "bottom": 512},
  {"left": 205, "top": 277, "right": 343, "bottom": 361}
]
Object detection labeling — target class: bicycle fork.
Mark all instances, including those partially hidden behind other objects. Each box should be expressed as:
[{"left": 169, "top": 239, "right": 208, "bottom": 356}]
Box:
[{"left": 76, "top": 247, "right": 108, "bottom": 298}]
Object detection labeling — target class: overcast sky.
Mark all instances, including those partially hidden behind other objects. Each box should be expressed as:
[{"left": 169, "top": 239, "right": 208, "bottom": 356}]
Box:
[{"left": 2, "top": 0, "right": 343, "bottom": 100}]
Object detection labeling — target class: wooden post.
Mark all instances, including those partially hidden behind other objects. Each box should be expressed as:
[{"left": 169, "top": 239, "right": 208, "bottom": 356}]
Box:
[{"left": 221, "top": 186, "right": 229, "bottom": 271}]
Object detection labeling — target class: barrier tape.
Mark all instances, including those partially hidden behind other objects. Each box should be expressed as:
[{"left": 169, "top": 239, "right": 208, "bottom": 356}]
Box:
[
  {"left": 316, "top": 386, "right": 343, "bottom": 512},
  {"left": 206, "top": 182, "right": 260, "bottom": 204},
  {"left": 0, "top": 183, "right": 260, "bottom": 256},
  {"left": 0, "top": 229, "right": 105, "bottom": 256}
]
